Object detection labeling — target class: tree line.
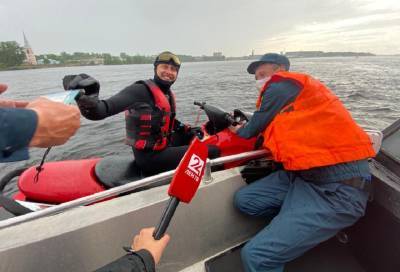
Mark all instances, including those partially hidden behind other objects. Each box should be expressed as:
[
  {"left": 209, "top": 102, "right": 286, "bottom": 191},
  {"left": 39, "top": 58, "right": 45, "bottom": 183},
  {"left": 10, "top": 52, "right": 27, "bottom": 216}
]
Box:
[
  {"left": 0, "top": 40, "right": 206, "bottom": 69},
  {"left": 36, "top": 52, "right": 202, "bottom": 65},
  {"left": 0, "top": 41, "right": 26, "bottom": 68},
  {"left": 35, "top": 52, "right": 155, "bottom": 65}
]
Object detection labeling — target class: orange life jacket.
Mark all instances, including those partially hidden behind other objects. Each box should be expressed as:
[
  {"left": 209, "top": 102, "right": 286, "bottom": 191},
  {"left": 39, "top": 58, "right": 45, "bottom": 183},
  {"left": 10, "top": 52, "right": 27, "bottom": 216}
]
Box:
[{"left": 256, "top": 71, "right": 375, "bottom": 170}]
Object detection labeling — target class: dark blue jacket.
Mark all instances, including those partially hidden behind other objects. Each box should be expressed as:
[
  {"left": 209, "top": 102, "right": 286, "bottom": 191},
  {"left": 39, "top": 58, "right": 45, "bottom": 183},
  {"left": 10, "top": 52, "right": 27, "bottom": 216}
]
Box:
[{"left": 0, "top": 108, "right": 38, "bottom": 162}]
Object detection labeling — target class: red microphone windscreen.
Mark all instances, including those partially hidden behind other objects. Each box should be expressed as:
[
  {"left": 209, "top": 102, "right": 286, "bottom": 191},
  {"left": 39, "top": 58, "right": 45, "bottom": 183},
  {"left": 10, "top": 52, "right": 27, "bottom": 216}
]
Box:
[{"left": 168, "top": 138, "right": 208, "bottom": 203}]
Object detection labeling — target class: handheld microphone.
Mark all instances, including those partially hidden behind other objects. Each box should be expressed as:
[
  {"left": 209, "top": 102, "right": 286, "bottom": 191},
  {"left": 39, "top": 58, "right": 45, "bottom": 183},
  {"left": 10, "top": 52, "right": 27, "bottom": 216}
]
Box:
[{"left": 153, "top": 138, "right": 208, "bottom": 239}]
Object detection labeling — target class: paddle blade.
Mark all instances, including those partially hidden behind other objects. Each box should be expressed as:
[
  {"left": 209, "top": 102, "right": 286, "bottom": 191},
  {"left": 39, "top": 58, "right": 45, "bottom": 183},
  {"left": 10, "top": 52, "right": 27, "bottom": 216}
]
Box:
[{"left": 168, "top": 138, "right": 208, "bottom": 203}]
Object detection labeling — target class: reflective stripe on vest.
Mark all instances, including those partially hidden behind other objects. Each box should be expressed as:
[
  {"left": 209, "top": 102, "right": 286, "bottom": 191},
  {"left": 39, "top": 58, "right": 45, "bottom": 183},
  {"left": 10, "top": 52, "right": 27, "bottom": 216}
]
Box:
[
  {"left": 256, "top": 71, "right": 375, "bottom": 170},
  {"left": 125, "top": 79, "right": 176, "bottom": 151}
]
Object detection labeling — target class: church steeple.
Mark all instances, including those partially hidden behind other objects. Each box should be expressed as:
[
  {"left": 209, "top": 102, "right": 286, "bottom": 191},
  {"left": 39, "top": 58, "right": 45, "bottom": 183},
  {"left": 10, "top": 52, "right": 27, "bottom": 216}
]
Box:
[
  {"left": 22, "top": 32, "right": 37, "bottom": 65},
  {"left": 23, "top": 32, "right": 31, "bottom": 48}
]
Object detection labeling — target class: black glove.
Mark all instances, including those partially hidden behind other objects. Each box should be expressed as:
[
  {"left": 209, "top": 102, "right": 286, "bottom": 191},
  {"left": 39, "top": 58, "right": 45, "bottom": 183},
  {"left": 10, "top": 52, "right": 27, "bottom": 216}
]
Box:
[
  {"left": 63, "top": 73, "right": 100, "bottom": 96},
  {"left": 189, "top": 126, "right": 203, "bottom": 139},
  {"left": 176, "top": 122, "right": 203, "bottom": 138},
  {"left": 76, "top": 92, "right": 99, "bottom": 112},
  {"left": 174, "top": 122, "right": 189, "bottom": 133}
]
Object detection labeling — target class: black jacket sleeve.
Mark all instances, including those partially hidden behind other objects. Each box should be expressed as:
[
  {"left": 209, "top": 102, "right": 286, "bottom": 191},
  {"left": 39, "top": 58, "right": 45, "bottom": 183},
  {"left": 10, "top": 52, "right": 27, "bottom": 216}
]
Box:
[{"left": 95, "top": 250, "right": 155, "bottom": 272}]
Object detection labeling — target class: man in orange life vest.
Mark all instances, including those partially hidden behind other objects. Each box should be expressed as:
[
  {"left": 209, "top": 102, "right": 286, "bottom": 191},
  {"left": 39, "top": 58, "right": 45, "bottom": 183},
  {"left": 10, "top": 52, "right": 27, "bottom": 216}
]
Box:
[{"left": 230, "top": 53, "right": 375, "bottom": 272}]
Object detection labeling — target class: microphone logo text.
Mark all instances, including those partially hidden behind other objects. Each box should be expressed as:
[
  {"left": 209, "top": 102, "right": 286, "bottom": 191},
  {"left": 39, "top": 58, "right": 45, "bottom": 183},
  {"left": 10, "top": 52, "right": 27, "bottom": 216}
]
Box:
[{"left": 186, "top": 154, "right": 205, "bottom": 182}]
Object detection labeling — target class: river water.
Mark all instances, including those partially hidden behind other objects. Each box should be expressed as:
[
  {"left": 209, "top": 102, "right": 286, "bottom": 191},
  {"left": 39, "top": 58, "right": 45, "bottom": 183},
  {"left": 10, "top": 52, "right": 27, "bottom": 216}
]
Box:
[{"left": 0, "top": 56, "right": 399, "bottom": 208}]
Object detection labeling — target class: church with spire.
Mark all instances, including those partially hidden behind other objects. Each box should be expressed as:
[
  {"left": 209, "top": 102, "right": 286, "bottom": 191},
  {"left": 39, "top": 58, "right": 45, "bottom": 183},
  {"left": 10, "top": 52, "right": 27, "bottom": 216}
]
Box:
[{"left": 23, "top": 32, "right": 37, "bottom": 65}]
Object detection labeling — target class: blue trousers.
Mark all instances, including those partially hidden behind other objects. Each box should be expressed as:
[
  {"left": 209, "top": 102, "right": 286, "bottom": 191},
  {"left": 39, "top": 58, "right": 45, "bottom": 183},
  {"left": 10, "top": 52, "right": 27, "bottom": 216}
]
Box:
[{"left": 234, "top": 170, "right": 369, "bottom": 272}]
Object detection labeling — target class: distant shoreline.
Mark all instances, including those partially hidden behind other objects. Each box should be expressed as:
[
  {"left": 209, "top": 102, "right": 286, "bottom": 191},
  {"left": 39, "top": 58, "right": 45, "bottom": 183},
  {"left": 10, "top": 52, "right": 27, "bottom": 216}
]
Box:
[
  {"left": 0, "top": 63, "right": 101, "bottom": 72},
  {"left": 2, "top": 54, "right": 398, "bottom": 72}
]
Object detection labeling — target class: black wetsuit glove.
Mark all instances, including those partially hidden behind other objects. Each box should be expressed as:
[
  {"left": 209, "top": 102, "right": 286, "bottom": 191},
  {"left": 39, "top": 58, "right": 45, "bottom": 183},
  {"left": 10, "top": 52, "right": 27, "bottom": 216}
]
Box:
[
  {"left": 63, "top": 73, "right": 100, "bottom": 96},
  {"left": 190, "top": 126, "right": 204, "bottom": 139},
  {"left": 76, "top": 94, "right": 100, "bottom": 112},
  {"left": 63, "top": 74, "right": 101, "bottom": 113}
]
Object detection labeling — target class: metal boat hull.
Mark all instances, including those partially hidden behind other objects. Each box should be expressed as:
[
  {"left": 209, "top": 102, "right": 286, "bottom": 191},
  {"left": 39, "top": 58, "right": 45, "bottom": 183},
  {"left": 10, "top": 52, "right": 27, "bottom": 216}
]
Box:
[
  {"left": 0, "top": 168, "right": 265, "bottom": 272},
  {"left": 1, "top": 126, "right": 400, "bottom": 272}
]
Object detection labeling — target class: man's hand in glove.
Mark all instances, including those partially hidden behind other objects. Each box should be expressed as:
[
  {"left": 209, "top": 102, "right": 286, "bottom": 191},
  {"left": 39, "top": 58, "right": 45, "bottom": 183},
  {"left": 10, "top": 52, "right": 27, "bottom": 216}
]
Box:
[
  {"left": 63, "top": 74, "right": 100, "bottom": 96},
  {"left": 63, "top": 74, "right": 101, "bottom": 113}
]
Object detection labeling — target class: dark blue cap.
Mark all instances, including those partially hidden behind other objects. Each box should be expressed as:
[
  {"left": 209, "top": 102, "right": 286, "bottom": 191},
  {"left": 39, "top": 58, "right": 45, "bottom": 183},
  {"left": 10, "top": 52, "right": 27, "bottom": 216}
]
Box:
[{"left": 247, "top": 53, "right": 290, "bottom": 74}]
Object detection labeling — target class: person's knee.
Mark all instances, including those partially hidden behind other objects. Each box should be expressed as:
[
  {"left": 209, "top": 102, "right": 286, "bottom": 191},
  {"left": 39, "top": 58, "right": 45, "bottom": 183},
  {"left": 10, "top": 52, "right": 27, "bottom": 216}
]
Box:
[
  {"left": 234, "top": 188, "right": 264, "bottom": 216},
  {"left": 234, "top": 188, "right": 250, "bottom": 214}
]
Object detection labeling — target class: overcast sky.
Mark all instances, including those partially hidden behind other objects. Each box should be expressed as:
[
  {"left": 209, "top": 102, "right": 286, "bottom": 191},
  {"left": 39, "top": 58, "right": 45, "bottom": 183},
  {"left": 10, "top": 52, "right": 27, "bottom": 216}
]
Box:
[{"left": 1, "top": 0, "right": 399, "bottom": 56}]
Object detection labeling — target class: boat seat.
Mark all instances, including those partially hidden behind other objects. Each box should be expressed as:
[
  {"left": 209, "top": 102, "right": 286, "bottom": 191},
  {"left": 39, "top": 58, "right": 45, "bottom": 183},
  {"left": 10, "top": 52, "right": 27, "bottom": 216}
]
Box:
[
  {"left": 94, "top": 156, "right": 143, "bottom": 188},
  {"left": 365, "top": 130, "right": 383, "bottom": 154}
]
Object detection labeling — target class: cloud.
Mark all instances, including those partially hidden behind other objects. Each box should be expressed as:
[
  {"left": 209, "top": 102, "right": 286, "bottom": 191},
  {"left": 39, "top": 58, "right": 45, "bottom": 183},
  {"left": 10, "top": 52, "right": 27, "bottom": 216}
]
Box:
[
  {"left": 0, "top": 0, "right": 399, "bottom": 56},
  {"left": 256, "top": 5, "right": 400, "bottom": 54},
  {"left": 357, "top": 0, "right": 400, "bottom": 11}
]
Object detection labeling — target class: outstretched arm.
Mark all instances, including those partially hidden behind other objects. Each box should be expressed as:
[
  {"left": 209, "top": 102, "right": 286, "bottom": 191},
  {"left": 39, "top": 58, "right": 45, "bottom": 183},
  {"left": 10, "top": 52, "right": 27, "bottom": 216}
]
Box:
[{"left": 63, "top": 74, "right": 153, "bottom": 120}]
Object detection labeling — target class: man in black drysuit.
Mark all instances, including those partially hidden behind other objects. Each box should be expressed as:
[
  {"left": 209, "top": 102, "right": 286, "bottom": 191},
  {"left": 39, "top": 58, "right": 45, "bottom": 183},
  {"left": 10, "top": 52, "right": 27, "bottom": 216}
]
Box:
[{"left": 63, "top": 51, "right": 218, "bottom": 176}]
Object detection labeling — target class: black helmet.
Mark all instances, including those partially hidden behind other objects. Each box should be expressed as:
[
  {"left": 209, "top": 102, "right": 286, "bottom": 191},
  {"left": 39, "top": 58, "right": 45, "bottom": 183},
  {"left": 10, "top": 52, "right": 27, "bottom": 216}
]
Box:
[{"left": 154, "top": 51, "right": 181, "bottom": 69}]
